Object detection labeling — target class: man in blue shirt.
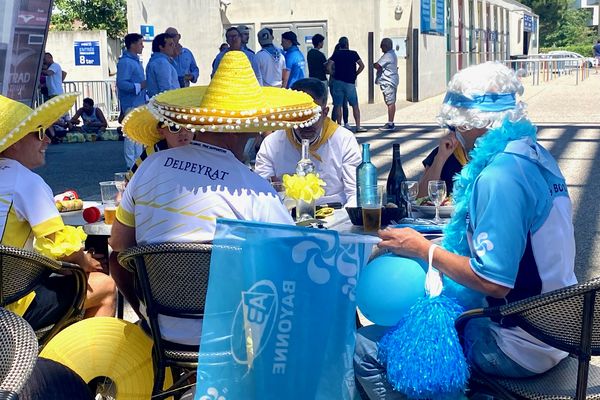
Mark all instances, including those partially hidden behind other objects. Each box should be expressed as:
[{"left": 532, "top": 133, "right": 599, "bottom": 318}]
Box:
[
  {"left": 116, "top": 33, "right": 147, "bottom": 168},
  {"left": 165, "top": 27, "right": 199, "bottom": 88},
  {"left": 281, "top": 31, "right": 305, "bottom": 89},
  {"left": 146, "top": 33, "right": 179, "bottom": 98},
  {"left": 212, "top": 27, "right": 260, "bottom": 80}
]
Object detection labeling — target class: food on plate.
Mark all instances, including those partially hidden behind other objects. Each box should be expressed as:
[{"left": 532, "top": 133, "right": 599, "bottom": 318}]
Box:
[
  {"left": 55, "top": 199, "right": 84, "bottom": 212},
  {"left": 415, "top": 195, "right": 453, "bottom": 206},
  {"left": 385, "top": 202, "right": 398, "bottom": 208}
]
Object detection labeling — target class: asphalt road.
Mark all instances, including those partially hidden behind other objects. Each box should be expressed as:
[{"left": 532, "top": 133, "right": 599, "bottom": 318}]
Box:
[{"left": 37, "top": 122, "right": 600, "bottom": 282}]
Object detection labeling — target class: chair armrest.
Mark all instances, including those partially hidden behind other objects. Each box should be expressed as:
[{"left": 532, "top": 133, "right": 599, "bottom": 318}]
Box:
[
  {"left": 0, "top": 390, "right": 19, "bottom": 400},
  {"left": 454, "top": 307, "right": 487, "bottom": 337}
]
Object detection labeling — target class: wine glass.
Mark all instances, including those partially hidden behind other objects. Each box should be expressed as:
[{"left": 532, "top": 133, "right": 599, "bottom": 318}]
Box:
[
  {"left": 427, "top": 180, "right": 447, "bottom": 224},
  {"left": 401, "top": 180, "right": 419, "bottom": 220}
]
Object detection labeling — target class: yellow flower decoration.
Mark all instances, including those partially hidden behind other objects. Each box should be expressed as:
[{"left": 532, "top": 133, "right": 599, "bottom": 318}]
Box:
[
  {"left": 33, "top": 226, "right": 87, "bottom": 260},
  {"left": 282, "top": 173, "right": 326, "bottom": 202}
]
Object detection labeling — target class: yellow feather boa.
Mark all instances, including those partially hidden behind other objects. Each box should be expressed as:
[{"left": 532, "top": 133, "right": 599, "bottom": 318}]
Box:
[{"left": 33, "top": 226, "right": 87, "bottom": 259}]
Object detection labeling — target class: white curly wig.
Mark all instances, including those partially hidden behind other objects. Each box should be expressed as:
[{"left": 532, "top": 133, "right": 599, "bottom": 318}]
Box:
[{"left": 436, "top": 62, "right": 527, "bottom": 130}]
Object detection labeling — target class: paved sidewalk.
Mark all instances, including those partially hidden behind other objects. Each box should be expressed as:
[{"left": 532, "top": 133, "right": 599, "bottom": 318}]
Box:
[{"left": 358, "top": 72, "right": 600, "bottom": 126}]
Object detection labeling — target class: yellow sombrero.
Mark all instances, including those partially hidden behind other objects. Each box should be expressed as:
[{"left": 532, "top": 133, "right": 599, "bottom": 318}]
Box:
[
  {"left": 123, "top": 50, "right": 321, "bottom": 147},
  {"left": 40, "top": 317, "right": 174, "bottom": 399},
  {"left": 0, "top": 93, "right": 78, "bottom": 153}
]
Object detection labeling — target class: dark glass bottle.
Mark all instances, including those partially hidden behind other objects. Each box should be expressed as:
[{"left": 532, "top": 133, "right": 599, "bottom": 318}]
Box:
[
  {"left": 386, "top": 143, "right": 407, "bottom": 206},
  {"left": 356, "top": 143, "right": 378, "bottom": 207}
]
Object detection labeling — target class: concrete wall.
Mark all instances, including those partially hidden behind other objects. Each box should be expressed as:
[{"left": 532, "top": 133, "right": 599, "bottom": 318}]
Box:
[
  {"left": 127, "top": 0, "right": 413, "bottom": 103},
  {"left": 46, "top": 30, "right": 111, "bottom": 81},
  {"left": 126, "top": 0, "right": 535, "bottom": 103}
]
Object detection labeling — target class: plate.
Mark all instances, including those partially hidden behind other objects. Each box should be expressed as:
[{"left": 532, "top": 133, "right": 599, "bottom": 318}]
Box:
[{"left": 412, "top": 205, "right": 454, "bottom": 218}]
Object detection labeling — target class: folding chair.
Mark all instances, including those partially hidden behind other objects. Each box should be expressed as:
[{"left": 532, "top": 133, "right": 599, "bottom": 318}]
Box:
[
  {"left": 0, "top": 245, "right": 87, "bottom": 348},
  {"left": 455, "top": 277, "right": 600, "bottom": 400},
  {"left": 118, "top": 242, "right": 212, "bottom": 399},
  {"left": 0, "top": 307, "right": 38, "bottom": 400}
]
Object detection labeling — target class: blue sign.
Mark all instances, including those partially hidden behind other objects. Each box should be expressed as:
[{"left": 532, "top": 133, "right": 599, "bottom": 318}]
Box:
[
  {"left": 74, "top": 41, "right": 100, "bottom": 66},
  {"left": 141, "top": 25, "right": 154, "bottom": 41},
  {"left": 421, "top": 0, "right": 445, "bottom": 35},
  {"left": 524, "top": 14, "right": 533, "bottom": 32}
]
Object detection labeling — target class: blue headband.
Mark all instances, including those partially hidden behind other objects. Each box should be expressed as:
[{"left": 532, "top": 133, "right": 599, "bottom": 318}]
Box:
[{"left": 443, "top": 92, "right": 516, "bottom": 112}]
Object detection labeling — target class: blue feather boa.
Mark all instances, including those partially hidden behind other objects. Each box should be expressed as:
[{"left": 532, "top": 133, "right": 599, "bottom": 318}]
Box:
[{"left": 442, "top": 118, "right": 537, "bottom": 256}]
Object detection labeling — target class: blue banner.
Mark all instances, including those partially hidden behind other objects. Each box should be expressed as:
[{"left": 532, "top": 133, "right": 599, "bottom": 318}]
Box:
[
  {"left": 74, "top": 41, "right": 100, "bottom": 66},
  {"left": 195, "top": 219, "right": 378, "bottom": 400},
  {"left": 421, "top": 0, "right": 445, "bottom": 35},
  {"left": 524, "top": 14, "right": 533, "bottom": 32}
]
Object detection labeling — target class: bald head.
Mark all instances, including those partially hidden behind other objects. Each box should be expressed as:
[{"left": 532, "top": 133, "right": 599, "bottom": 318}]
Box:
[
  {"left": 380, "top": 38, "right": 393, "bottom": 52},
  {"left": 165, "top": 27, "right": 180, "bottom": 44}
]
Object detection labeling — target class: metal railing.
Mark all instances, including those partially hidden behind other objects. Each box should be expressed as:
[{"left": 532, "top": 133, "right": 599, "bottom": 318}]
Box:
[
  {"left": 502, "top": 57, "right": 591, "bottom": 86},
  {"left": 35, "top": 80, "right": 120, "bottom": 121}
]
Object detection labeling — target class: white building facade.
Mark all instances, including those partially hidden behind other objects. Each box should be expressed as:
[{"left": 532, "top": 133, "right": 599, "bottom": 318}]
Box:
[{"left": 126, "top": 0, "right": 538, "bottom": 102}]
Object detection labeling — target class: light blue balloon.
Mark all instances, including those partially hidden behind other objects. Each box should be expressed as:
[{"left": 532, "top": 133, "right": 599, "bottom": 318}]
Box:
[{"left": 356, "top": 254, "right": 427, "bottom": 326}]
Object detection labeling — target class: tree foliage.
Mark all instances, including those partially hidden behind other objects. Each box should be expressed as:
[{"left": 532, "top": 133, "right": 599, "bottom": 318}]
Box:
[
  {"left": 51, "top": 0, "right": 127, "bottom": 39},
  {"left": 520, "top": 0, "right": 594, "bottom": 47}
]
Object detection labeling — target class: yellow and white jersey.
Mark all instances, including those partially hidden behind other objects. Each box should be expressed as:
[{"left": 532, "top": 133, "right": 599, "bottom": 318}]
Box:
[
  {"left": 117, "top": 141, "right": 293, "bottom": 245},
  {"left": 0, "top": 158, "right": 64, "bottom": 249},
  {"left": 0, "top": 158, "right": 65, "bottom": 316}
]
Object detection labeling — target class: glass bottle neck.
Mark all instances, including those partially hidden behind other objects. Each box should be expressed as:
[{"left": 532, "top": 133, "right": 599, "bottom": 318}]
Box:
[
  {"left": 301, "top": 139, "right": 310, "bottom": 160},
  {"left": 362, "top": 144, "right": 371, "bottom": 163}
]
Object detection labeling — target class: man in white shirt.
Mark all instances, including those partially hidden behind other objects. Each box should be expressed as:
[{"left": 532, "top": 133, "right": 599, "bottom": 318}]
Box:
[
  {"left": 110, "top": 51, "right": 321, "bottom": 345},
  {"left": 374, "top": 38, "right": 399, "bottom": 131},
  {"left": 41, "top": 53, "right": 66, "bottom": 98},
  {"left": 255, "top": 78, "right": 361, "bottom": 206},
  {"left": 254, "top": 27, "right": 288, "bottom": 87}
]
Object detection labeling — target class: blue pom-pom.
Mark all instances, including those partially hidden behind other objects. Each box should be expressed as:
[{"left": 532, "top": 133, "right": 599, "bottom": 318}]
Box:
[{"left": 378, "top": 295, "right": 469, "bottom": 399}]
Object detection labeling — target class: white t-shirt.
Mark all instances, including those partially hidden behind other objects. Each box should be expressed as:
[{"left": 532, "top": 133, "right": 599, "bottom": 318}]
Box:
[
  {"left": 255, "top": 48, "right": 286, "bottom": 87},
  {"left": 375, "top": 50, "right": 399, "bottom": 87},
  {"left": 117, "top": 141, "right": 293, "bottom": 345},
  {"left": 254, "top": 123, "right": 361, "bottom": 206},
  {"left": 46, "top": 62, "right": 64, "bottom": 96}
]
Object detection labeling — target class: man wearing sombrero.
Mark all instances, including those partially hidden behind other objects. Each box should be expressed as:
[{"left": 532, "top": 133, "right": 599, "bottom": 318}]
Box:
[
  {"left": 355, "top": 62, "right": 576, "bottom": 398},
  {"left": 110, "top": 51, "right": 321, "bottom": 345},
  {"left": 0, "top": 94, "right": 116, "bottom": 328}
]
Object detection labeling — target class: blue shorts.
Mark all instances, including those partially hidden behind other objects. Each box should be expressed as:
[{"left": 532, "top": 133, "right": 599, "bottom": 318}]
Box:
[{"left": 332, "top": 79, "right": 359, "bottom": 107}]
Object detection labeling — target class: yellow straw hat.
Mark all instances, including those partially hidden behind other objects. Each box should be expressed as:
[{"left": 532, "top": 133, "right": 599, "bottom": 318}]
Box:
[
  {"left": 40, "top": 317, "right": 173, "bottom": 399},
  {"left": 123, "top": 50, "right": 321, "bottom": 147},
  {"left": 0, "top": 93, "right": 78, "bottom": 153}
]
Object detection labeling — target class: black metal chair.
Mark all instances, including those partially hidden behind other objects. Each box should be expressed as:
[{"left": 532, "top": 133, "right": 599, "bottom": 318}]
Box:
[
  {"left": 118, "top": 242, "right": 212, "bottom": 399},
  {"left": 0, "top": 245, "right": 87, "bottom": 348},
  {"left": 455, "top": 277, "right": 600, "bottom": 400},
  {"left": 0, "top": 307, "right": 38, "bottom": 400}
]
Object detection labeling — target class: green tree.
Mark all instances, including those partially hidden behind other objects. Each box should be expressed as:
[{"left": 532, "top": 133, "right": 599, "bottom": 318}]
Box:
[
  {"left": 520, "top": 0, "right": 594, "bottom": 47},
  {"left": 51, "top": 0, "right": 127, "bottom": 40},
  {"left": 544, "top": 8, "right": 595, "bottom": 47}
]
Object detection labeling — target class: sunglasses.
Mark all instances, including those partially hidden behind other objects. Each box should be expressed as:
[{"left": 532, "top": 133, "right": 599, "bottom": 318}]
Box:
[
  {"left": 159, "top": 123, "right": 182, "bottom": 134},
  {"left": 30, "top": 126, "right": 47, "bottom": 141}
]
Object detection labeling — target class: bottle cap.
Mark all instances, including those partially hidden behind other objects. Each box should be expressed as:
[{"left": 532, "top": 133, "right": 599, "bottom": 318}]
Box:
[{"left": 82, "top": 207, "right": 101, "bottom": 223}]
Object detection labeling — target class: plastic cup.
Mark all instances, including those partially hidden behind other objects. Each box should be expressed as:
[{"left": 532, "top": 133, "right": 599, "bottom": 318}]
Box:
[
  {"left": 99, "top": 181, "right": 119, "bottom": 205},
  {"left": 103, "top": 204, "right": 117, "bottom": 225},
  {"left": 114, "top": 172, "right": 128, "bottom": 192},
  {"left": 359, "top": 185, "right": 384, "bottom": 232}
]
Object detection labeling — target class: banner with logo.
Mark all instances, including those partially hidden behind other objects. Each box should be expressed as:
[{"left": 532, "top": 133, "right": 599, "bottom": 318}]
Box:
[{"left": 195, "top": 219, "right": 378, "bottom": 400}]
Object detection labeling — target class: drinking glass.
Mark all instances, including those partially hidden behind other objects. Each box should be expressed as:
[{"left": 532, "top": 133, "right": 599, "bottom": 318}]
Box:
[
  {"left": 359, "top": 185, "right": 384, "bottom": 232},
  {"left": 401, "top": 180, "right": 419, "bottom": 220},
  {"left": 114, "top": 172, "right": 128, "bottom": 192},
  {"left": 427, "top": 180, "right": 447, "bottom": 224},
  {"left": 99, "top": 181, "right": 119, "bottom": 225}
]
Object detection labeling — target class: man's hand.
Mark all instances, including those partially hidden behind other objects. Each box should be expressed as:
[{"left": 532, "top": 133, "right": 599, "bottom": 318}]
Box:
[
  {"left": 378, "top": 227, "right": 431, "bottom": 260},
  {"left": 437, "top": 132, "right": 459, "bottom": 161},
  {"left": 61, "top": 249, "right": 103, "bottom": 273},
  {"left": 184, "top": 74, "right": 193, "bottom": 82}
]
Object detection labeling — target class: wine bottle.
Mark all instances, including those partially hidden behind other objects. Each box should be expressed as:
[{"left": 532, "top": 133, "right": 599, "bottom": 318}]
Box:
[
  {"left": 296, "top": 139, "right": 315, "bottom": 176},
  {"left": 386, "top": 143, "right": 407, "bottom": 206},
  {"left": 356, "top": 143, "right": 378, "bottom": 207}
]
